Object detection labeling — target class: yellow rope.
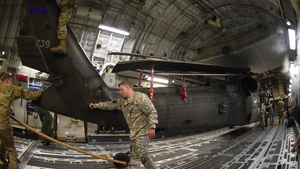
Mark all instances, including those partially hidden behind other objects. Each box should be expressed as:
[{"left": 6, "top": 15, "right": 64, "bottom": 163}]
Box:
[{"left": 9, "top": 114, "right": 127, "bottom": 166}]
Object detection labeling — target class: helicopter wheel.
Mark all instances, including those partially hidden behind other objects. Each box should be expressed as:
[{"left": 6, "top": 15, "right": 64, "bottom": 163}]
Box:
[{"left": 113, "top": 152, "right": 130, "bottom": 168}]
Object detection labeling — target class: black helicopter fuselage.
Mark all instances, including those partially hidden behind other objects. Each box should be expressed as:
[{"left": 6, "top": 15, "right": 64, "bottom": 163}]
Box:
[{"left": 17, "top": 0, "right": 260, "bottom": 134}]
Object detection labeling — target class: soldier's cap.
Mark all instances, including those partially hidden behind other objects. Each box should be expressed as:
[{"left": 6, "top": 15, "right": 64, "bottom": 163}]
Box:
[{"left": 0, "top": 72, "right": 12, "bottom": 80}]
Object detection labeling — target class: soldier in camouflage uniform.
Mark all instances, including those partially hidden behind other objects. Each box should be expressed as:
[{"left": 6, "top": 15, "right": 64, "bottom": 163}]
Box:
[
  {"left": 50, "top": 0, "right": 77, "bottom": 54},
  {"left": 278, "top": 98, "right": 285, "bottom": 125},
  {"left": 260, "top": 102, "right": 266, "bottom": 130},
  {"left": 0, "top": 76, "right": 8, "bottom": 167},
  {"left": 89, "top": 80, "right": 158, "bottom": 169},
  {"left": 36, "top": 107, "right": 53, "bottom": 146},
  {"left": 0, "top": 72, "right": 42, "bottom": 169}
]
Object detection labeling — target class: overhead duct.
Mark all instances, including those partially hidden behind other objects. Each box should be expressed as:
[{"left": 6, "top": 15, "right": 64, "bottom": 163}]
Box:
[{"left": 290, "top": 0, "right": 300, "bottom": 17}]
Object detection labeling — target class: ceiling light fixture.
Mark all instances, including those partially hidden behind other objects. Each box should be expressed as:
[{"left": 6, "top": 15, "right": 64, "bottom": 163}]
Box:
[
  {"left": 147, "top": 77, "right": 168, "bottom": 84},
  {"left": 98, "top": 25, "right": 130, "bottom": 36},
  {"left": 288, "top": 28, "right": 296, "bottom": 50}
]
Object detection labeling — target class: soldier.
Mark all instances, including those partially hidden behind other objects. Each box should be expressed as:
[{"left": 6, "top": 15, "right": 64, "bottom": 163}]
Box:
[
  {"left": 278, "top": 98, "right": 285, "bottom": 125},
  {"left": 260, "top": 102, "right": 266, "bottom": 130},
  {"left": 0, "top": 77, "right": 8, "bottom": 167},
  {"left": 50, "top": 0, "right": 77, "bottom": 54},
  {"left": 0, "top": 72, "right": 42, "bottom": 169},
  {"left": 266, "top": 101, "right": 275, "bottom": 125},
  {"left": 89, "top": 80, "right": 158, "bottom": 169},
  {"left": 36, "top": 107, "right": 53, "bottom": 146}
]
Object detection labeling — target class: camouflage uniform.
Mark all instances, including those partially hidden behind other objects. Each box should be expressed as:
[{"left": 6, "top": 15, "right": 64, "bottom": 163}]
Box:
[
  {"left": 266, "top": 103, "right": 274, "bottom": 125},
  {"left": 36, "top": 107, "right": 53, "bottom": 145},
  {"left": 56, "top": 0, "right": 77, "bottom": 40},
  {"left": 95, "top": 92, "right": 158, "bottom": 169},
  {"left": 260, "top": 104, "right": 266, "bottom": 130},
  {"left": 0, "top": 142, "right": 7, "bottom": 166},
  {"left": 51, "top": 0, "right": 77, "bottom": 53},
  {"left": 278, "top": 100, "right": 285, "bottom": 125},
  {"left": 0, "top": 83, "right": 41, "bottom": 169}
]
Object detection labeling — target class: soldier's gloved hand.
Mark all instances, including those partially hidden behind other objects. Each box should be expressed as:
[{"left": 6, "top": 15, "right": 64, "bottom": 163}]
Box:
[{"left": 89, "top": 103, "right": 96, "bottom": 109}]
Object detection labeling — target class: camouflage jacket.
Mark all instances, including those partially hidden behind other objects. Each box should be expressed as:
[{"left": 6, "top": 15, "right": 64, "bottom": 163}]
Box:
[
  {"left": 95, "top": 92, "right": 158, "bottom": 140},
  {"left": 0, "top": 83, "right": 42, "bottom": 130}
]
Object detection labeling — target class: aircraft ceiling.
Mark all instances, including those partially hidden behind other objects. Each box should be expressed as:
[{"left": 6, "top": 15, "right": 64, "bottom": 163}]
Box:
[{"left": 75, "top": 0, "right": 289, "bottom": 74}]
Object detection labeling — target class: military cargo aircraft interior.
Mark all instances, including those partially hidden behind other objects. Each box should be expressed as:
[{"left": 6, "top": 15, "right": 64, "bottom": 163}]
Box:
[{"left": 0, "top": 0, "right": 300, "bottom": 168}]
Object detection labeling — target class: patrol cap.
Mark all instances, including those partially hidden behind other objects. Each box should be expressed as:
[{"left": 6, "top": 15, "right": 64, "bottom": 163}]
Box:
[{"left": 0, "top": 72, "right": 12, "bottom": 80}]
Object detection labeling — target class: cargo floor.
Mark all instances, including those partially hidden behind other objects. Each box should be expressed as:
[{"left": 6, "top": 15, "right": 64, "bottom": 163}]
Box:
[{"left": 3, "top": 123, "right": 299, "bottom": 169}]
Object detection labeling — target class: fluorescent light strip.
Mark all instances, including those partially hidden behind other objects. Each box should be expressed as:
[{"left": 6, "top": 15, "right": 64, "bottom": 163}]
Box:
[
  {"left": 288, "top": 29, "right": 296, "bottom": 50},
  {"left": 147, "top": 77, "right": 169, "bottom": 84},
  {"left": 98, "top": 25, "right": 130, "bottom": 36}
]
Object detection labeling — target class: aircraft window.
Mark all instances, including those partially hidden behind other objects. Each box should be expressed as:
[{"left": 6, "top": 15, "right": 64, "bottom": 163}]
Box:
[
  {"left": 92, "top": 29, "right": 129, "bottom": 72},
  {"left": 29, "top": 78, "right": 43, "bottom": 87}
]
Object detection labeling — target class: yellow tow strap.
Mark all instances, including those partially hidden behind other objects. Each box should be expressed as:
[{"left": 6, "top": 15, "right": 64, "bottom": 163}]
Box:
[{"left": 9, "top": 114, "right": 127, "bottom": 166}]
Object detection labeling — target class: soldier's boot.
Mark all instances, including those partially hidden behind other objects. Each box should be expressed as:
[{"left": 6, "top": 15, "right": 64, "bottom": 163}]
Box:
[
  {"left": 0, "top": 155, "right": 8, "bottom": 167},
  {"left": 50, "top": 40, "right": 67, "bottom": 54}
]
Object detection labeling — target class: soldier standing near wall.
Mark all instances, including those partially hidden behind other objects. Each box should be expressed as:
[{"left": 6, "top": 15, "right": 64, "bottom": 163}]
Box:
[
  {"left": 0, "top": 76, "right": 8, "bottom": 167},
  {"left": 89, "top": 80, "right": 158, "bottom": 169},
  {"left": 0, "top": 72, "right": 42, "bottom": 169},
  {"left": 50, "top": 0, "right": 77, "bottom": 54}
]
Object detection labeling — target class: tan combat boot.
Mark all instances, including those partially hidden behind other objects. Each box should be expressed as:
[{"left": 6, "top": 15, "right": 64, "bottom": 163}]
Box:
[{"left": 50, "top": 39, "right": 67, "bottom": 54}]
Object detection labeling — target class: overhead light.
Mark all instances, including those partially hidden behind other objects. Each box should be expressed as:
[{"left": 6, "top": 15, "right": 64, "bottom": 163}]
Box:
[
  {"left": 98, "top": 25, "right": 130, "bottom": 36},
  {"left": 0, "top": 46, "right": 8, "bottom": 59},
  {"left": 147, "top": 77, "right": 168, "bottom": 84},
  {"left": 286, "top": 21, "right": 291, "bottom": 26},
  {"left": 288, "top": 29, "right": 296, "bottom": 50}
]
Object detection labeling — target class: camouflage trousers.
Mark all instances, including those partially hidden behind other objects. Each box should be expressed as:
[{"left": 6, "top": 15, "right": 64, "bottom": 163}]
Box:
[
  {"left": 259, "top": 112, "right": 265, "bottom": 129},
  {"left": 0, "top": 140, "right": 8, "bottom": 166},
  {"left": 37, "top": 111, "right": 53, "bottom": 144},
  {"left": 129, "top": 135, "right": 156, "bottom": 169},
  {"left": 0, "top": 129, "right": 18, "bottom": 169},
  {"left": 58, "top": 6, "right": 73, "bottom": 40},
  {"left": 278, "top": 111, "right": 284, "bottom": 125}
]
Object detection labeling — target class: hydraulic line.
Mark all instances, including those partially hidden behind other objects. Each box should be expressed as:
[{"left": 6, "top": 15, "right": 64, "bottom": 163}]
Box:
[{"left": 9, "top": 114, "right": 127, "bottom": 167}]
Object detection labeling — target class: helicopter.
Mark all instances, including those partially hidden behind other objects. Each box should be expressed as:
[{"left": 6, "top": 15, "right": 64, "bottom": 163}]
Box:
[{"left": 16, "top": 0, "right": 260, "bottom": 138}]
